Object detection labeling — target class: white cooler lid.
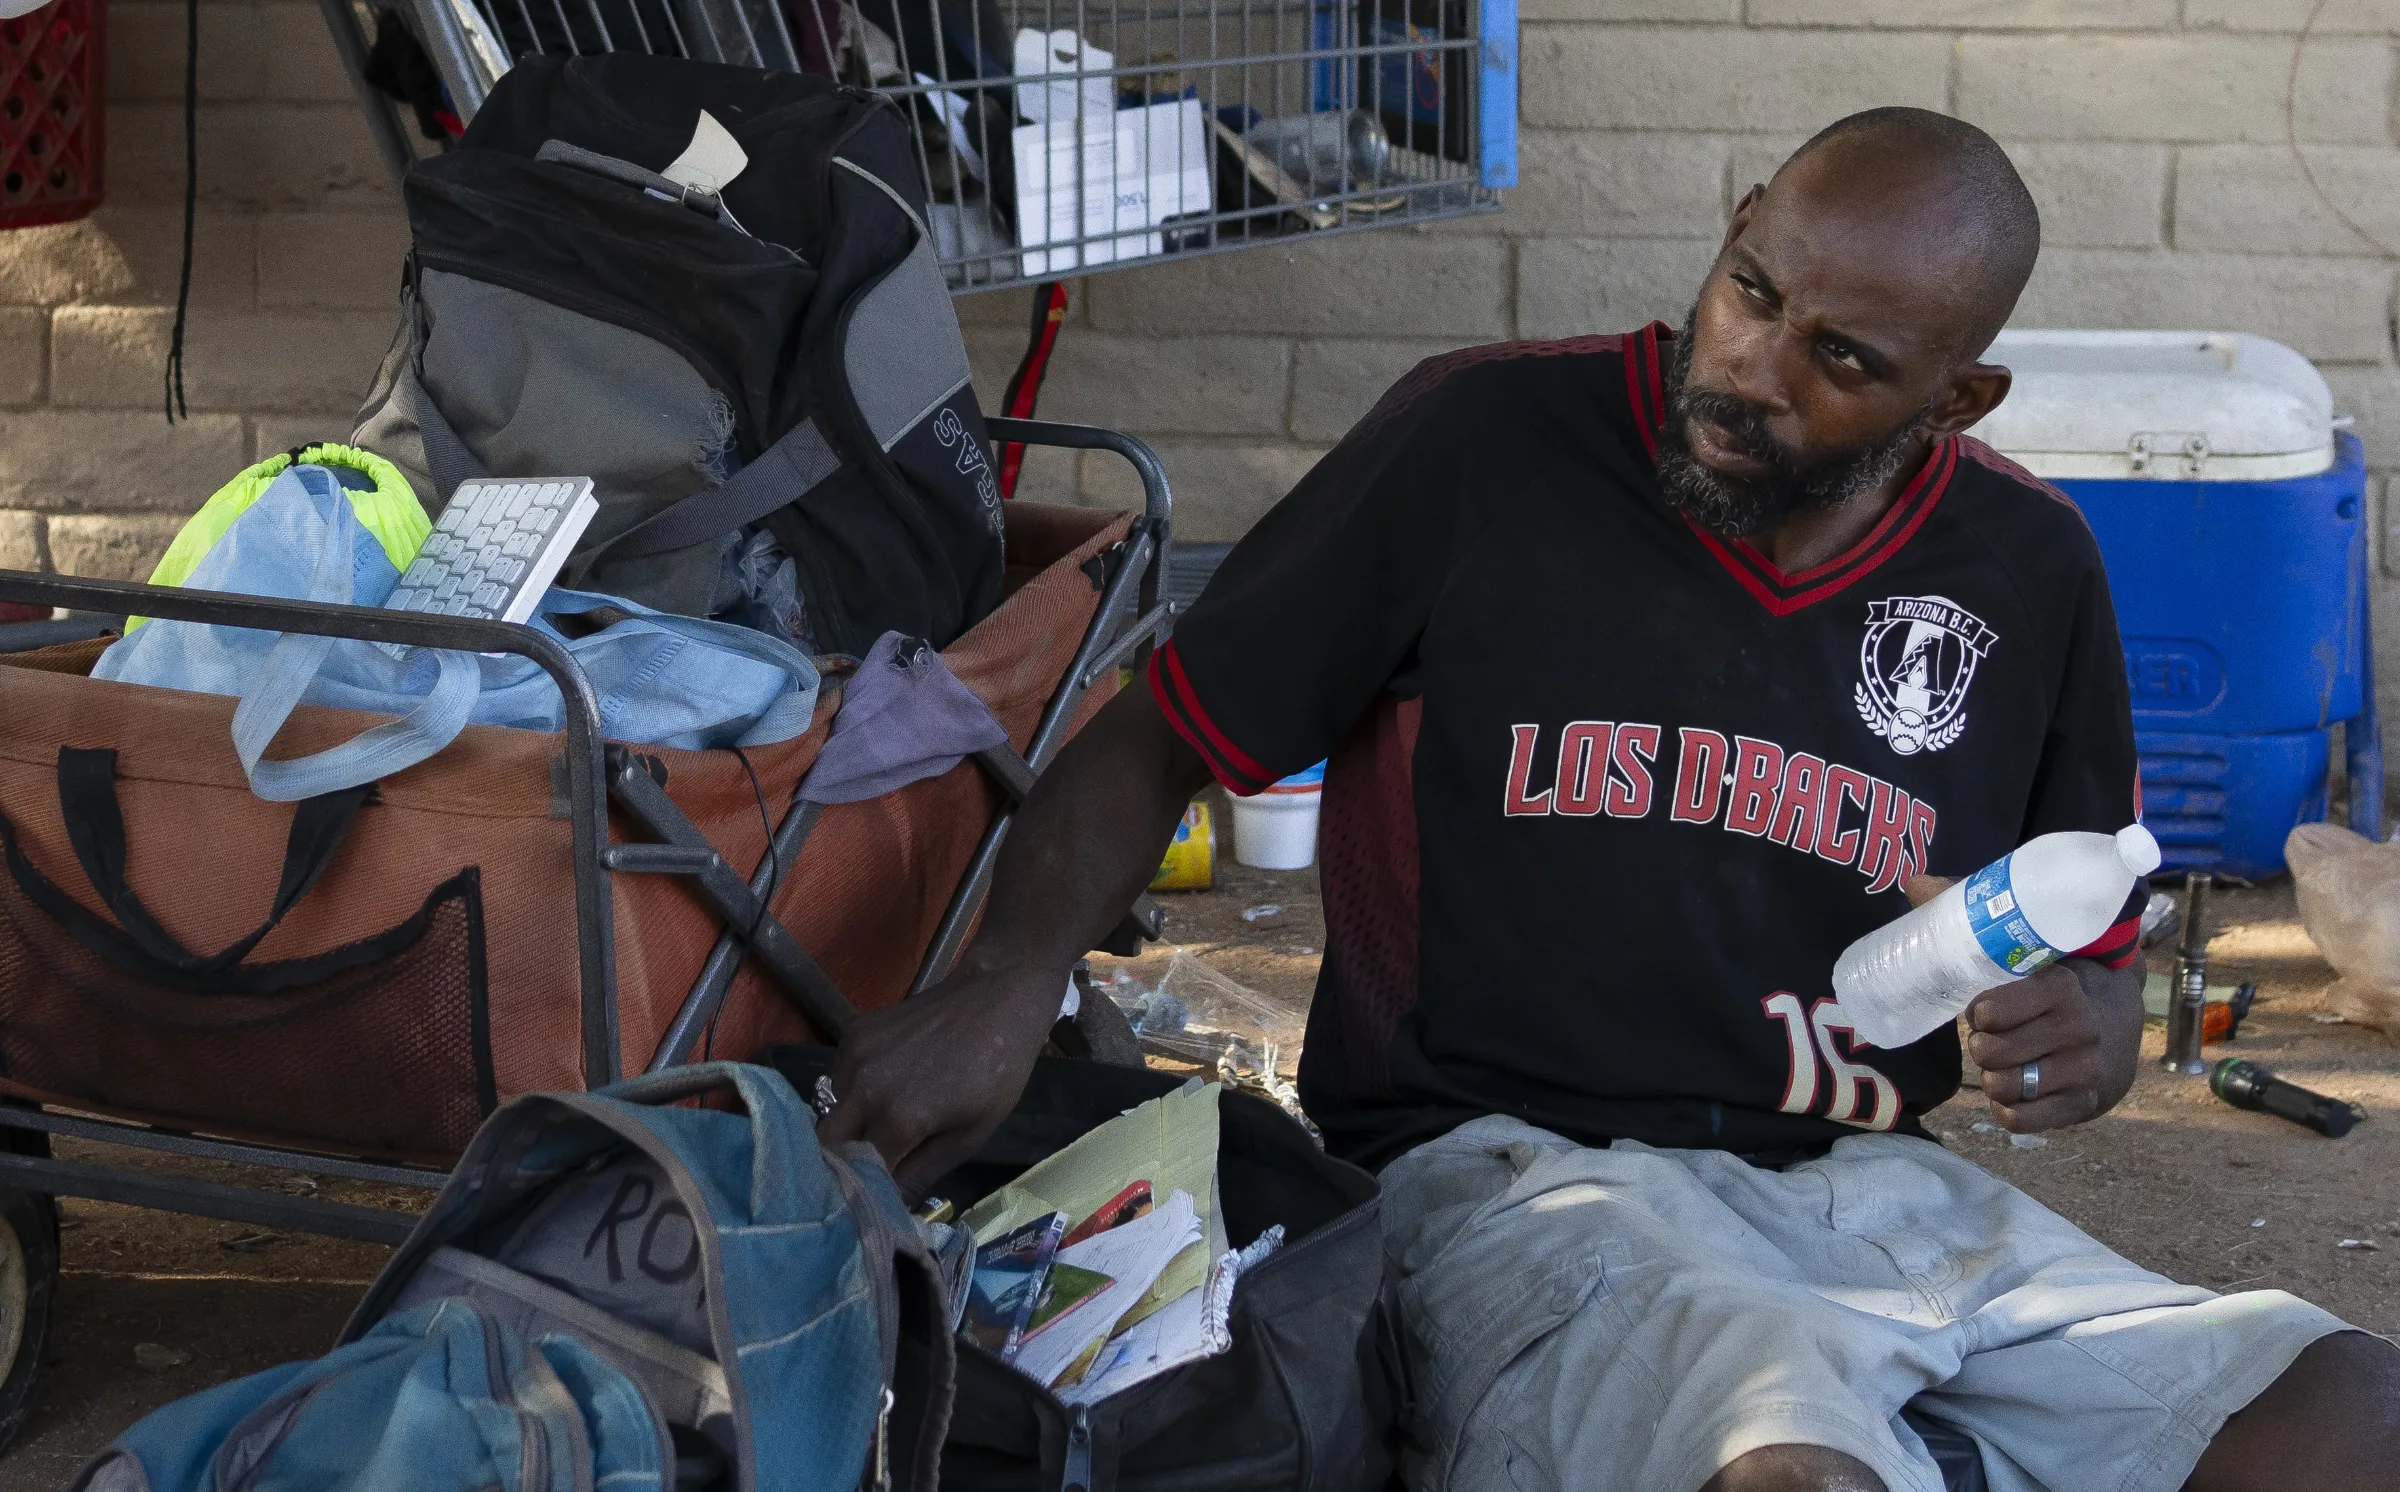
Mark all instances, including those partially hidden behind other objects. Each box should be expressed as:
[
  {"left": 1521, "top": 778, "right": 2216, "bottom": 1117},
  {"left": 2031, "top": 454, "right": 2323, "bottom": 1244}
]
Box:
[{"left": 1967, "top": 330, "right": 2335, "bottom": 482}]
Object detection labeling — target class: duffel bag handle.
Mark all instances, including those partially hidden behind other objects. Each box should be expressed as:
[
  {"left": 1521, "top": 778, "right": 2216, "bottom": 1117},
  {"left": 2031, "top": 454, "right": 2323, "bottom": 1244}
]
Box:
[
  {"left": 0, "top": 746, "right": 434, "bottom": 996},
  {"left": 229, "top": 475, "right": 482, "bottom": 803}
]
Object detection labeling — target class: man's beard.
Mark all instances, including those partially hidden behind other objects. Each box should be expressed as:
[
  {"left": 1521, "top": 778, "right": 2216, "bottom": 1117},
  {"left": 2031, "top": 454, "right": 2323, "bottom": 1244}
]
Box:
[{"left": 1654, "top": 307, "right": 1931, "bottom": 540}]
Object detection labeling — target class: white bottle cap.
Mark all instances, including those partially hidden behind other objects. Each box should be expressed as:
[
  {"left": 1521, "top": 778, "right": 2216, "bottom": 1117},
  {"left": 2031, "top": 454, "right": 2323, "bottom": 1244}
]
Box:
[{"left": 2116, "top": 822, "right": 2162, "bottom": 876}]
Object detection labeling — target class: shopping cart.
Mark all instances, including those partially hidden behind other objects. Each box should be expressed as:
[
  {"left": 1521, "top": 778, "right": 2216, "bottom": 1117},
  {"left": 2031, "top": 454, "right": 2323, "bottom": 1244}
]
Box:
[
  {"left": 0, "top": 419, "right": 1170, "bottom": 1448},
  {"left": 317, "top": 0, "right": 1513, "bottom": 291}
]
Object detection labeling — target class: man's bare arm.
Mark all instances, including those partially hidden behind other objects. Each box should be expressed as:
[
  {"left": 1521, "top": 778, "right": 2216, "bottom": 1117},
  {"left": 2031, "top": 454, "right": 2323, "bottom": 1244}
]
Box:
[{"left": 819, "top": 683, "right": 1216, "bottom": 1195}]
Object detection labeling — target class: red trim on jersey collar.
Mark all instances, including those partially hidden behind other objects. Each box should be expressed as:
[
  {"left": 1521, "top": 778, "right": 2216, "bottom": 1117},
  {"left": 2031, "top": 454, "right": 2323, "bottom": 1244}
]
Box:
[
  {"left": 1147, "top": 640, "right": 1277, "bottom": 795},
  {"left": 1623, "top": 320, "right": 1671, "bottom": 461},
  {"left": 1683, "top": 438, "right": 1960, "bottom": 618}
]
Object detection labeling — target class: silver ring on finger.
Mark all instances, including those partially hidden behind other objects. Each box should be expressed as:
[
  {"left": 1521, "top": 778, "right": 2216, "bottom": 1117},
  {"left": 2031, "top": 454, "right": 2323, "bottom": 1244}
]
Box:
[{"left": 2018, "top": 1059, "right": 2041, "bottom": 1104}]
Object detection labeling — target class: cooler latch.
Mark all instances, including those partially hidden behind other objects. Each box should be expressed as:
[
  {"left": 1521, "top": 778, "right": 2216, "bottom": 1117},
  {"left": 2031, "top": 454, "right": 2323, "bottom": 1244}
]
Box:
[{"left": 2129, "top": 432, "right": 2210, "bottom": 478}]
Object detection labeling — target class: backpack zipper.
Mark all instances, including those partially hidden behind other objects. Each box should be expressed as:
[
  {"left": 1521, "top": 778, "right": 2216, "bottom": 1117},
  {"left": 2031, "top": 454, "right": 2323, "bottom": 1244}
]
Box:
[{"left": 1061, "top": 1405, "right": 1092, "bottom": 1492}]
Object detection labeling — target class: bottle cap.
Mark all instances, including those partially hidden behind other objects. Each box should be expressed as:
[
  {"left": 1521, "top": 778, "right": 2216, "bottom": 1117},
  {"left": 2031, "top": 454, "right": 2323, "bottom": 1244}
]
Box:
[{"left": 2116, "top": 823, "right": 2162, "bottom": 876}]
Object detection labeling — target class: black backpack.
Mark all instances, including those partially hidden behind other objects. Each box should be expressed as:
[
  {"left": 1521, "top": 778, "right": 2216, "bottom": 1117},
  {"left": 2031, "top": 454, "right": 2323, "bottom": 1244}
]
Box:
[{"left": 352, "top": 53, "right": 1005, "bottom": 657}]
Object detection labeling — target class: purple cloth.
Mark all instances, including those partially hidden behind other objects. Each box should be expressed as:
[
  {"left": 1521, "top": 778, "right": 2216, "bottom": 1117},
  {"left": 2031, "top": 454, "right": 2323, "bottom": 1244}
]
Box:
[{"left": 797, "top": 631, "right": 1009, "bottom": 804}]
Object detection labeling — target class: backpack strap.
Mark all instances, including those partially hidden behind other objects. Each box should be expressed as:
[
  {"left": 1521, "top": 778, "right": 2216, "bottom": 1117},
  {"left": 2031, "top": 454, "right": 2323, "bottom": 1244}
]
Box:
[{"left": 562, "top": 416, "right": 844, "bottom": 588}]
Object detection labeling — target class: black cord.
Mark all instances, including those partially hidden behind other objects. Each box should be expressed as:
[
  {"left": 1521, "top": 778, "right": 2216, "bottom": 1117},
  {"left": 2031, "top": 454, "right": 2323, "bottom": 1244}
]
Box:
[
  {"left": 162, "top": 0, "right": 196, "bottom": 423},
  {"left": 708, "top": 744, "right": 779, "bottom": 1061}
]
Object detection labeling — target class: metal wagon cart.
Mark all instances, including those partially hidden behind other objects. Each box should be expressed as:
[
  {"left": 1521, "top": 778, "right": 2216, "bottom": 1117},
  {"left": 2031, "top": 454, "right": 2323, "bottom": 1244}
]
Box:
[{"left": 0, "top": 419, "right": 1171, "bottom": 1449}]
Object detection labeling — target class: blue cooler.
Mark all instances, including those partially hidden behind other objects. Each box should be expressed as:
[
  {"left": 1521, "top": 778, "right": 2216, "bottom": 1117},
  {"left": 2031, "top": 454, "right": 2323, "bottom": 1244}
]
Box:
[{"left": 1971, "top": 330, "right": 2378, "bottom": 880}]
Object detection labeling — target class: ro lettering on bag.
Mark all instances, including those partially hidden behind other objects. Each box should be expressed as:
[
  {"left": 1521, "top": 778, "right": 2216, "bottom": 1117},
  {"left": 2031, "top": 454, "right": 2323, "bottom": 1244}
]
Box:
[{"left": 1759, "top": 991, "right": 1900, "bottom": 1131}]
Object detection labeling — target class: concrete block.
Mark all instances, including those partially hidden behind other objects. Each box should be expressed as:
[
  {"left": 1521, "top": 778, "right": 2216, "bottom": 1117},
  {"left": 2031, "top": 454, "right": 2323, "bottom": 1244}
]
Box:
[
  {"left": 52, "top": 305, "right": 391, "bottom": 414},
  {"left": 2009, "top": 141, "right": 2168, "bottom": 250},
  {"left": 1748, "top": 0, "right": 2172, "bottom": 24},
  {"left": 1290, "top": 339, "right": 1462, "bottom": 443},
  {"left": 109, "top": 1, "right": 268, "bottom": 102},
  {"left": 0, "top": 208, "right": 254, "bottom": 308},
  {"left": 1086, "top": 231, "right": 1511, "bottom": 340},
  {"left": 257, "top": 5, "right": 366, "bottom": 103},
  {"left": 47, "top": 515, "right": 190, "bottom": 580},
  {"left": 1956, "top": 35, "right": 2392, "bottom": 144},
  {"left": 0, "top": 410, "right": 246, "bottom": 513},
  {"left": 2010, "top": 249, "right": 2395, "bottom": 364},
  {"left": 256, "top": 213, "right": 413, "bottom": 309},
  {"left": 2175, "top": 145, "right": 2400, "bottom": 257},
  {"left": 967, "top": 330, "right": 1293, "bottom": 437},
  {"left": 109, "top": 105, "right": 399, "bottom": 213},
  {"left": 1523, "top": 25, "right": 1948, "bottom": 133},
  {"left": 1517, "top": 236, "right": 1716, "bottom": 340},
  {"left": 49, "top": 306, "right": 173, "bottom": 408},
  {"left": 2185, "top": 0, "right": 2400, "bottom": 33},
  {"left": 1520, "top": 0, "right": 1732, "bottom": 22},
  {"left": 0, "top": 512, "right": 39, "bottom": 571},
  {"left": 1080, "top": 441, "right": 1327, "bottom": 541},
  {"left": 2323, "top": 364, "right": 2400, "bottom": 472},
  {"left": 1510, "top": 131, "right": 1729, "bottom": 239},
  {"left": 252, "top": 415, "right": 361, "bottom": 461},
  {"left": 0, "top": 310, "right": 43, "bottom": 407}
]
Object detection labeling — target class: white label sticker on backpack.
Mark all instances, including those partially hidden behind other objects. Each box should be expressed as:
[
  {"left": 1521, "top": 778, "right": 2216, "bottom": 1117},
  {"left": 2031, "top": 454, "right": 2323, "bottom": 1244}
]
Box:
[{"left": 664, "top": 110, "right": 749, "bottom": 195}]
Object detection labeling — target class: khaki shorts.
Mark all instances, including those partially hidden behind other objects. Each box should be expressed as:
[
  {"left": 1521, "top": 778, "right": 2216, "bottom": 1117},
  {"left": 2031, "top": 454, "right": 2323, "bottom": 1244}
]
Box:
[{"left": 1382, "top": 1117, "right": 2355, "bottom": 1492}]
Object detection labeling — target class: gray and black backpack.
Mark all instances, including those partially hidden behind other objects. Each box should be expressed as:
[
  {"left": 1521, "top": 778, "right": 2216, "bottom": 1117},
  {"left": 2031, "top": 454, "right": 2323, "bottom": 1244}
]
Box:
[{"left": 352, "top": 53, "right": 1004, "bottom": 658}]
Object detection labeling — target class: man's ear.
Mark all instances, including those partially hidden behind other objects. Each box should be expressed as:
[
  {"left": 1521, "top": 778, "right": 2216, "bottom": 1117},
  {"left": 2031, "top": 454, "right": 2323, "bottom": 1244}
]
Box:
[
  {"left": 1924, "top": 363, "right": 2011, "bottom": 440},
  {"left": 1723, "top": 183, "right": 1765, "bottom": 252}
]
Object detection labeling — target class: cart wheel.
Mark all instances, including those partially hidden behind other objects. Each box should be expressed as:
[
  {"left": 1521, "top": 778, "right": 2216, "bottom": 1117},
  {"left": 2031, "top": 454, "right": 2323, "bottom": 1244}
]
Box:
[{"left": 0, "top": 1184, "right": 59, "bottom": 1453}]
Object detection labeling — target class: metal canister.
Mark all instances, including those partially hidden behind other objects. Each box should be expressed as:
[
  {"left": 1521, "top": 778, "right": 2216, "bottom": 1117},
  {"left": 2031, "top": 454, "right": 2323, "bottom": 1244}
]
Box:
[
  {"left": 2162, "top": 872, "right": 2210, "bottom": 1075},
  {"left": 1244, "top": 109, "right": 1391, "bottom": 191}
]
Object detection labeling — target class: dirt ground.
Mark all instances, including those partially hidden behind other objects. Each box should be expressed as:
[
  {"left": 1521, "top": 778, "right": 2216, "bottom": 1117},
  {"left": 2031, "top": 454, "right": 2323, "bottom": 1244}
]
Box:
[{"left": 2, "top": 859, "right": 2396, "bottom": 1484}]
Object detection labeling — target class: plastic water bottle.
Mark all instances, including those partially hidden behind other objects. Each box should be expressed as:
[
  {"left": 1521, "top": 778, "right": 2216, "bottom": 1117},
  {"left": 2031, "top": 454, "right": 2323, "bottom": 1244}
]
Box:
[{"left": 1832, "top": 824, "right": 2162, "bottom": 1049}]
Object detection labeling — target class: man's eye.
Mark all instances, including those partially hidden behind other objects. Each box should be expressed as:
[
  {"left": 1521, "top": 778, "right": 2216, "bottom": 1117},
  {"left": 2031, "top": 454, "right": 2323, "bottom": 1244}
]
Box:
[
  {"left": 1733, "top": 276, "right": 1772, "bottom": 307},
  {"left": 1823, "top": 342, "right": 1865, "bottom": 372}
]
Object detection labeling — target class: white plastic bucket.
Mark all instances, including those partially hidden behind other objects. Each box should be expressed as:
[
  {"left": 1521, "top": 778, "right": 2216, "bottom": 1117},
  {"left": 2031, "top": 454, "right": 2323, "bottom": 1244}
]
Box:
[{"left": 1232, "top": 763, "right": 1325, "bottom": 870}]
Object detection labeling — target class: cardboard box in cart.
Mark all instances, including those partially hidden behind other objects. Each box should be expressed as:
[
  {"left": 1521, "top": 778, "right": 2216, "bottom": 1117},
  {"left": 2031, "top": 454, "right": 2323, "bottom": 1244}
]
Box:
[
  {"left": 1012, "top": 30, "right": 1211, "bottom": 276},
  {"left": 1969, "top": 330, "right": 2377, "bottom": 880}
]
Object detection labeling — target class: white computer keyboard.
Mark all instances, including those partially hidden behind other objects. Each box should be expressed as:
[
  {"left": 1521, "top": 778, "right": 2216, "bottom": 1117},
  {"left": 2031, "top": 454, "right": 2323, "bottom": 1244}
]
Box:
[{"left": 387, "top": 477, "right": 600, "bottom": 624}]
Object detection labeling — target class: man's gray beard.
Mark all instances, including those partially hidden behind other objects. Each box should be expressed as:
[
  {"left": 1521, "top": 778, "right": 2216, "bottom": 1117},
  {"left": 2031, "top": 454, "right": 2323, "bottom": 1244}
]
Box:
[
  {"left": 1655, "top": 310, "right": 1933, "bottom": 540},
  {"left": 1655, "top": 423, "right": 1926, "bottom": 540}
]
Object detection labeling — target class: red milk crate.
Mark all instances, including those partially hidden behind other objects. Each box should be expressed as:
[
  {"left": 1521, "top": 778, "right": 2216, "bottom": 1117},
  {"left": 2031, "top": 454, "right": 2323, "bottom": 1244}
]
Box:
[{"left": 0, "top": 0, "right": 104, "bottom": 230}]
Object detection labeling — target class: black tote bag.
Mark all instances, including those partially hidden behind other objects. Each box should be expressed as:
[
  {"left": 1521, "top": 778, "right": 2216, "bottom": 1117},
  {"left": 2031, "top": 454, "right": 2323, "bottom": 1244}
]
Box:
[{"left": 771, "top": 1050, "right": 1399, "bottom": 1492}]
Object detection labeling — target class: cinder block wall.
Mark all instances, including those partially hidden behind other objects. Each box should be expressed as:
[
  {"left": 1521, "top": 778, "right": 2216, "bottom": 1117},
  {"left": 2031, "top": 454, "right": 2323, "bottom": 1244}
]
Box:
[{"left": 8, "top": 0, "right": 2400, "bottom": 730}]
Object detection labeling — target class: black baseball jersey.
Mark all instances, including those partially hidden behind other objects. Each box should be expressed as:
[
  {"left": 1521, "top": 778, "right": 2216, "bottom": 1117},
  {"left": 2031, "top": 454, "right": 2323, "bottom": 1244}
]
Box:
[{"left": 1149, "top": 323, "right": 2147, "bottom": 1170}]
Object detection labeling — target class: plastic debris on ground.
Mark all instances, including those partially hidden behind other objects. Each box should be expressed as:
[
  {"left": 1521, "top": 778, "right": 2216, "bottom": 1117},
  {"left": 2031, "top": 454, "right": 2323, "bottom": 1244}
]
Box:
[
  {"left": 2008, "top": 1133, "right": 2048, "bottom": 1149},
  {"left": 2286, "top": 824, "right": 2400, "bottom": 1035},
  {"left": 1101, "top": 950, "right": 1312, "bottom": 1130},
  {"left": 1240, "top": 904, "right": 1283, "bottom": 923},
  {"left": 2338, "top": 1238, "right": 2381, "bottom": 1250}
]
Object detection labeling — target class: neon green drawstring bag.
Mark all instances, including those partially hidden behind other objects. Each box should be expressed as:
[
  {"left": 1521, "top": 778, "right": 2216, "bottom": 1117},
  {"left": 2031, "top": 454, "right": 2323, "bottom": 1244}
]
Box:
[{"left": 131, "top": 444, "right": 430, "bottom": 632}]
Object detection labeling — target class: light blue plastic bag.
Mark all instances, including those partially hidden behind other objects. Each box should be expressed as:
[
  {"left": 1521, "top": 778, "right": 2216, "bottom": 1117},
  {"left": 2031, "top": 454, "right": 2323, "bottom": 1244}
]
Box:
[{"left": 96, "top": 465, "right": 820, "bottom": 801}]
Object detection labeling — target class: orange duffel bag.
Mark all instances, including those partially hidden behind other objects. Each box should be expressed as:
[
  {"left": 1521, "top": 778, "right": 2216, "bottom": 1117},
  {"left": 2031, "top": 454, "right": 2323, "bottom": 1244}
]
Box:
[{"left": 0, "top": 500, "right": 1149, "bottom": 1165}]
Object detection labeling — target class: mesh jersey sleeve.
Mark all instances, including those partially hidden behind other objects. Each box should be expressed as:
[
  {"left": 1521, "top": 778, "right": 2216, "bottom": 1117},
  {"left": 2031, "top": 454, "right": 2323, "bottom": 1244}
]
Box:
[
  {"left": 1148, "top": 369, "right": 1483, "bottom": 794},
  {"left": 2024, "top": 561, "right": 2148, "bottom": 970}
]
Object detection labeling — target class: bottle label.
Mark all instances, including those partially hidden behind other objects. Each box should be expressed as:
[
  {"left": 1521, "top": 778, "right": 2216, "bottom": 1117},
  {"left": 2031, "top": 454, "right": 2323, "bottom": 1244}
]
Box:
[{"left": 1962, "top": 853, "right": 2062, "bottom": 977}]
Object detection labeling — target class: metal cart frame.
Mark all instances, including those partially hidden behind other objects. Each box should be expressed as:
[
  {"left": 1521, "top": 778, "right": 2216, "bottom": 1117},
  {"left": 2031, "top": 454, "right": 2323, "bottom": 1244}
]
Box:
[
  {"left": 312, "top": 0, "right": 1512, "bottom": 293},
  {"left": 0, "top": 417, "right": 1171, "bottom": 1249}
]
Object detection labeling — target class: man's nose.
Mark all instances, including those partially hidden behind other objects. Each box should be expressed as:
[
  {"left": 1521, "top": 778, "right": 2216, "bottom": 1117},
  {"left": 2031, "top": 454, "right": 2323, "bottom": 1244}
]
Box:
[{"left": 1723, "top": 322, "right": 1803, "bottom": 418}]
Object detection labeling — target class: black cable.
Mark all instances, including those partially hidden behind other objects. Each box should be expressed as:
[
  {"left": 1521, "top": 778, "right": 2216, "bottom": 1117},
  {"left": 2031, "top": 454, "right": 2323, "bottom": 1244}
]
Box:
[
  {"left": 707, "top": 744, "right": 779, "bottom": 1061},
  {"left": 162, "top": 0, "right": 197, "bottom": 423}
]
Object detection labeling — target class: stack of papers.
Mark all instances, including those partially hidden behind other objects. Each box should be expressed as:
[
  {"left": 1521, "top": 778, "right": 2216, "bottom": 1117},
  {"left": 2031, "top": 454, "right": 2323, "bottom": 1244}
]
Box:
[{"left": 959, "top": 1081, "right": 1280, "bottom": 1400}]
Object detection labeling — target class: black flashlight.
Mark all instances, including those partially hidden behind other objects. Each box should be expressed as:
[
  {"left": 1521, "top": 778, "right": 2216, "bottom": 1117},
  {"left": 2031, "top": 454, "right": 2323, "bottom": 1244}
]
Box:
[{"left": 2210, "top": 1059, "right": 2367, "bottom": 1138}]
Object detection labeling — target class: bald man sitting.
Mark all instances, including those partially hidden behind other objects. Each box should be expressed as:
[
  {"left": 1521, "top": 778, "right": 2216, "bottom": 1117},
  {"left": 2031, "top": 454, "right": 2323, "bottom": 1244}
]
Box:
[{"left": 823, "top": 110, "right": 2400, "bottom": 1491}]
